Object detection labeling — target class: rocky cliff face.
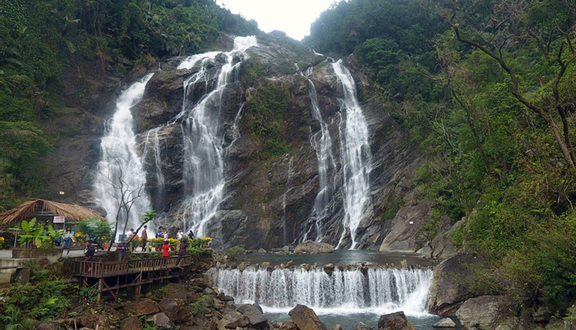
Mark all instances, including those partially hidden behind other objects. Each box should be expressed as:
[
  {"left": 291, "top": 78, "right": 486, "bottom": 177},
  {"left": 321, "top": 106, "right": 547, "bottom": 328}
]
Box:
[{"left": 45, "top": 33, "right": 429, "bottom": 251}]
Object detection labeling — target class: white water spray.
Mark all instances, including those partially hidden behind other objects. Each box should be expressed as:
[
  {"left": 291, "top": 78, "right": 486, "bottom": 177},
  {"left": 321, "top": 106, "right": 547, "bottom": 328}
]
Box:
[
  {"left": 175, "top": 36, "right": 258, "bottom": 237},
  {"left": 303, "top": 72, "right": 337, "bottom": 242},
  {"left": 211, "top": 266, "right": 433, "bottom": 316},
  {"left": 332, "top": 60, "right": 372, "bottom": 249},
  {"left": 94, "top": 73, "right": 154, "bottom": 232}
]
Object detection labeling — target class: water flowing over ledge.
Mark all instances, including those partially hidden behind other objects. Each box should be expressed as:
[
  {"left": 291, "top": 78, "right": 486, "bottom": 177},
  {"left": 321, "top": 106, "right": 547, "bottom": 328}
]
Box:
[{"left": 210, "top": 266, "right": 433, "bottom": 316}]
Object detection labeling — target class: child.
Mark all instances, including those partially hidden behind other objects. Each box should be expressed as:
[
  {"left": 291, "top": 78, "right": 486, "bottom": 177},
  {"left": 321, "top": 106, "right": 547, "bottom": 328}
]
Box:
[{"left": 162, "top": 241, "right": 170, "bottom": 267}]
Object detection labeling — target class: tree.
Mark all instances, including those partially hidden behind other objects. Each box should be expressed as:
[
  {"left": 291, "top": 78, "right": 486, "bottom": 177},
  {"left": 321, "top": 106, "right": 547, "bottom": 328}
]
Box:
[
  {"left": 76, "top": 217, "right": 111, "bottom": 247},
  {"left": 442, "top": 0, "right": 576, "bottom": 171}
]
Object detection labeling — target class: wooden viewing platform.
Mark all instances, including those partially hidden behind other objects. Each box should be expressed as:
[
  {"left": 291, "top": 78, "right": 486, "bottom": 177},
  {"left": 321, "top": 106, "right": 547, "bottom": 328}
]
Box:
[{"left": 74, "top": 256, "right": 192, "bottom": 302}]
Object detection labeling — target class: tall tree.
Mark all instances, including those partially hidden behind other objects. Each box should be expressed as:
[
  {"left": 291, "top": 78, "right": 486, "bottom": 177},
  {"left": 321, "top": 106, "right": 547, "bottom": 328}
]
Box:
[{"left": 442, "top": 0, "right": 576, "bottom": 171}]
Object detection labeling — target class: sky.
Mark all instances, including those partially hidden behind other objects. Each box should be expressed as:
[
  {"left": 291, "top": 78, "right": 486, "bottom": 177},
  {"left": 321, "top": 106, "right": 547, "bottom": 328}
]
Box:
[{"left": 215, "top": 0, "right": 338, "bottom": 41}]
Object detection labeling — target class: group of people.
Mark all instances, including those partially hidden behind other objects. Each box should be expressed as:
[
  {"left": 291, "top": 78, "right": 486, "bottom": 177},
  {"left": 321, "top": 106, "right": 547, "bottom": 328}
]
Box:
[{"left": 71, "top": 224, "right": 197, "bottom": 270}]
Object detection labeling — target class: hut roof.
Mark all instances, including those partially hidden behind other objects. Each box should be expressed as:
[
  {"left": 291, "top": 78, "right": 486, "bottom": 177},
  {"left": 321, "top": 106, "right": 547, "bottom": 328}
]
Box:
[{"left": 0, "top": 199, "right": 105, "bottom": 225}]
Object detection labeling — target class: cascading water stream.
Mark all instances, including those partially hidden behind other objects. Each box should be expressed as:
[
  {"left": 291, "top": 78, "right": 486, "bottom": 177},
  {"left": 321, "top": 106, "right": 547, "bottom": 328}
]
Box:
[
  {"left": 281, "top": 157, "right": 295, "bottom": 246},
  {"left": 303, "top": 70, "right": 337, "bottom": 242},
  {"left": 173, "top": 36, "right": 257, "bottom": 237},
  {"left": 332, "top": 60, "right": 372, "bottom": 249},
  {"left": 142, "top": 128, "right": 166, "bottom": 211},
  {"left": 94, "top": 74, "right": 154, "bottom": 232},
  {"left": 211, "top": 266, "right": 433, "bottom": 315}
]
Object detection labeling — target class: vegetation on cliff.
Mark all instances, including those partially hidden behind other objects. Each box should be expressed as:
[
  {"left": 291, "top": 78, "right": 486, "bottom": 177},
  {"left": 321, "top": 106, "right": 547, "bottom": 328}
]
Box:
[
  {"left": 0, "top": 0, "right": 259, "bottom": 212},
  {"left": 305, "top": 0, "right": 576, "bottom": 315}
]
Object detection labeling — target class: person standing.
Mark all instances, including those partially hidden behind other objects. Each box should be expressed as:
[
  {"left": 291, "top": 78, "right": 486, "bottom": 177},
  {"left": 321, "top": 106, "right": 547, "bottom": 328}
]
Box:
[
  {"left": 141, "top": 225, "right": 148, "bottom": 252},
  {"left": 84, "top": 240, "right": 96, "bottom": 273},
  {"left": 162, "top": 241, "right": 170, "bottom": 267},
  {"left": 156, "top": 226, "right": 164, "bottom": 238},
  {"left": 176, "top": 237, "right": 188, "bottom": 268},
  {"left": 62, "top": 227, "right": 74, "bottom": 255},
  {"left": 163, "top": 230, "right": 168, "bottom": 243},
  {"left": 188, "top": 230, "right": 194, "bottom": 240},
  {"left": 128, "top": 229, "right": 138, "bottom": 251},
  {"left": 176, "top": 228, "right": 184, "bottom": 240}
]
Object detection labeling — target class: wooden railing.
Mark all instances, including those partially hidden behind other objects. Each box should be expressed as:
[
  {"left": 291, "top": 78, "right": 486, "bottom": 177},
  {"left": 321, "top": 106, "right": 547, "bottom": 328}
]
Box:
[{"left": 73, "top": 256, "right": 191, "bottom": 277}]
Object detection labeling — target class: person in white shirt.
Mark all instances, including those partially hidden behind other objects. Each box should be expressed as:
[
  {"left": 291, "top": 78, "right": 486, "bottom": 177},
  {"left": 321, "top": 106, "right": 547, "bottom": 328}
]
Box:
[{"left": 176, "top": 228, "right": 184, "bottom": 240}]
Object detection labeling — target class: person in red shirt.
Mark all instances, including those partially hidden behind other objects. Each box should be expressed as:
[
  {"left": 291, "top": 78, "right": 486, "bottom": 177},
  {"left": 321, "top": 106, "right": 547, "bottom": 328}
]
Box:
[{"left": 162, "top": 241, "right": 170, "bottom": 267}]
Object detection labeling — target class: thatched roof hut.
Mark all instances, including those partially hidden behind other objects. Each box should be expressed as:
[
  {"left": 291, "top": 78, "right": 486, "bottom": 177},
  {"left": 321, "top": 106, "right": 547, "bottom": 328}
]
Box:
[{"left": 0, "top": 199, "right": 105, "bottom": 226}]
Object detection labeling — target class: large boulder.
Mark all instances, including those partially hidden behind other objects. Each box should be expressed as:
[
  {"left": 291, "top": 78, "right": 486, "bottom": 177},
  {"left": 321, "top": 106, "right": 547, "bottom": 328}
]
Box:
[
  {"left": 237, "top": 303, "right": 267, "bottom": 328},
  {"left": 120, "top": 316, "right": 142, "bottom": 330},
  {"left": 288, "top": 304, "right": 328, "bottom": 330},
  {"left": 377, "top": 311, "right": 416, "bottom": 330},
  {"left": 279, "top": 321, "right": 299, "bottom": 330},
  {"left": 427, "top": 253, "right": 478, "bottom": 315},
  {"left": 145, "top": 312, "right": 175, "bottom": 330},
  {"left": 294, "top": 241, "right": 334, "bottom": 254},
  {"left": 124, "top": 299, "right": 160, "bottom": 316},
  {"left": 219, "top": 309, "right": 250, "bottom": 329},
  {"left": 158, "top": 298, "right": 193, "bottom": 324},
  {"left": 432, "top": 318, "right": 456, "bottom": 328},
  {"left": 455, "top": 295, "right": 510, "bottom": 329}
]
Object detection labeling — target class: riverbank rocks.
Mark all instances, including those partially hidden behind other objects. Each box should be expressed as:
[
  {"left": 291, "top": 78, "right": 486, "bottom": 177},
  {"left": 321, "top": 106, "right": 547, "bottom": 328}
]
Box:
[
  {"left": 354, "top": 321, "right": 374, "bottom": 330},
  {"left": 220, "top": 309, "right": 250, "bottom": 329},
  {"left": 324, "top": 263, "right": 335, "bottom": 275},
  {"left": 377, "top": 311, "right": 416, "bottom": 330},
  {"left": 455, "top": 295, "right": 513, "bottom": 330},
  {"left": 145, "top": 312, "right": 174, "bottom": 330},
  {"left": 158, "top": 298, "right": 192, "bottom": 323},
  {"left": 432, "top": 318, "right": 456, "bottom": 328},
  {"left": 124, "top": 298, "right": 160, "bottom": 316},
  {"left": 120, "top": 316, "right": 142, "bottom": 330},
  {"left": 237, "top": 303, "right": 268, "bottom": 328},
  {"left": 289, "top": 304, "right": 329, "bottom": 330},
  {"left": 294, "top": 241, "right": 335, "bottom": 254},
  {"left": 427, "top": 253, "right": 478, "bottom": 315}
]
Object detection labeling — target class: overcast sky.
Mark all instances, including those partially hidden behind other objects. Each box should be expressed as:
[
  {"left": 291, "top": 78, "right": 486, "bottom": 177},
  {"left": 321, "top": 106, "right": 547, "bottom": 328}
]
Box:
[{"left": 216, "top": 0, "right": 338, "bottom": 41}]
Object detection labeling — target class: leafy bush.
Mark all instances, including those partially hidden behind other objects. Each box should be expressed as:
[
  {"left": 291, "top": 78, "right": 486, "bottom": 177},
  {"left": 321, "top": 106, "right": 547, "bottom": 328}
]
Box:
[
  {"left": 190, "top": 295, "right": 209, "bottom": 316},
  {"left": 225, "top": 245, "right": 246, "bottom": 261},
  {"left": 76, "top": 217, "right": 111, "bottom": 246},
  {"left": 0, "top": 280, "right": 70, "bottom": 324}
]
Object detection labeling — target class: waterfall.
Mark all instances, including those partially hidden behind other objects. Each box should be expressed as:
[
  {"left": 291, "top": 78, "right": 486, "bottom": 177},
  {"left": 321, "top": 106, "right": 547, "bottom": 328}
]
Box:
[
  {"left": 211, "top": 266, "right": 432, "bottom": 315},
  {"left": 174, "top": 36, "right": 258, "bottom": 237},
  {"left": 332, "top": 60, "right": 372, "bottom": 249},
  {"left": 281, "top": 157, "right": 295, "bottom": 246},
  {"left": 94, "top": 74, "right": 154, "bottom": 233},
  {"left": 303, "top": 73, "right": 337, "bottom": 242},
  {"left": 142, "top": 128, "right": 166, "bottom": 211}
]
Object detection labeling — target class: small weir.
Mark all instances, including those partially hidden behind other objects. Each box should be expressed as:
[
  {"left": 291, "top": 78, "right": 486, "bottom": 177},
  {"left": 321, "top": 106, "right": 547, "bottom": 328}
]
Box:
[{"left": 210, "top": 265, "right": 432, "bottom": 313}]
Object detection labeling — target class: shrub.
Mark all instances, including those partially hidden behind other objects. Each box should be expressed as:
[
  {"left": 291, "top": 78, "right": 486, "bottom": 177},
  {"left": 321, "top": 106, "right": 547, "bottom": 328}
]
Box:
[{"left": 225, "top": 245, "right": 246, "bottom": 261}]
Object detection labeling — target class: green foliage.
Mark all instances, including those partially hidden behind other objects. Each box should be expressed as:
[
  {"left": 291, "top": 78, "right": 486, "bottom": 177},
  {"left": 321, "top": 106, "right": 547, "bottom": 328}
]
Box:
[
  {"left": 190, "top": 295, "right": 209, "bottom": 316},
  {"left": 502, "top": 212, "right": 576, "bottom": 310},
  {"left": 9, "top": 218, "right": 61, "bottom": 248},
  {"left": 140, "top": 316, "right": 158, "bottom": 330},
  {"left": 0, "top": 279, "right": 70, "bottom": 325},
  {"left": 0, "top": 121, "right": 52, "bottom": 212},
  {"left": 246, "top": 83, "right": 292, "bottom": 158},
  {"left": 22, "top": 259, "right": 50, "bottom": 282},
  {"left": 225, "top": 245, "right": 246, "bottom": 261},
  {"left": 76, "top": 217, "right": 111, "bottom": 246},
  {"left": 78, "top": 285, "right": 98, "bottom": 303}
]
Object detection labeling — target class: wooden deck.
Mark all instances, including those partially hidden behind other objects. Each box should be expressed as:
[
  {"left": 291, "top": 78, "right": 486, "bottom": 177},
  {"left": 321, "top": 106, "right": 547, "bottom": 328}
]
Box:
[{"left": 74, "top": 256, "right": 191, "bottom": 302}]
